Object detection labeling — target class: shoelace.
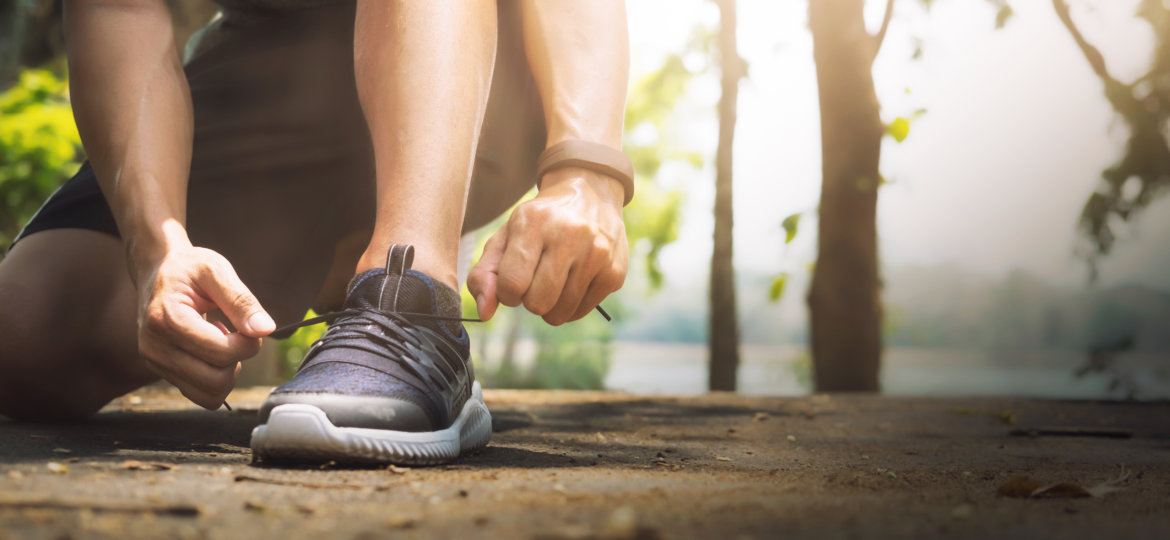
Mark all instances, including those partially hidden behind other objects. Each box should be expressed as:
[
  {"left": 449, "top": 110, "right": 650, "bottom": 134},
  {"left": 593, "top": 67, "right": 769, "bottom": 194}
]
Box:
[
  {"left": 219, "top": 304, "right": 610, "bottom": 411},
  {"left": 272, "top": 304, "right": 610, "bottom": 335}
]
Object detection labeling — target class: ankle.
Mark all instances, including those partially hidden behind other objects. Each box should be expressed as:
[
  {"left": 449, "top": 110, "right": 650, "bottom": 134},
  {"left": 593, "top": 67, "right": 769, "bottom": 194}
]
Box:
[{"left": 356, "top": 250, "right": 459, "bottom": 291}]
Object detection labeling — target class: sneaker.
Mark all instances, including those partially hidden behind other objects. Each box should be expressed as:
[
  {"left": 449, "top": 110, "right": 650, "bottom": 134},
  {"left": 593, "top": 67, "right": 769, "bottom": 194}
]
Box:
[{"left": 250, "top": 244, "right": 491, "bottom": 465}]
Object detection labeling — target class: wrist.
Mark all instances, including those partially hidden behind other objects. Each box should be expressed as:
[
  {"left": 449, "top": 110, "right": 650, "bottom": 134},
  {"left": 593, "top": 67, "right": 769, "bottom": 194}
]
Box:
[
  {"left": 539, "top": 167, "right": 625, "bottom": 208},
  {"left": 125, "top": 219, "right": 191, "bottom": 284}
]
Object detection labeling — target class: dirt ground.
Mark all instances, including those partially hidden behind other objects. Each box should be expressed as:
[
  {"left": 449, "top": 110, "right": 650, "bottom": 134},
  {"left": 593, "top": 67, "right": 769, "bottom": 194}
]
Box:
[{"left": 1, "top": 387, "right": 1168, "bottom": 540}]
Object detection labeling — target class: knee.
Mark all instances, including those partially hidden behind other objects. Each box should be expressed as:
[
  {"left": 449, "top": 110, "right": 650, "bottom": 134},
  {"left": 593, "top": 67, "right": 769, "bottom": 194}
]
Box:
[
  {"left": 0, "top": 283, "right": 104, "bottom": 421},
  {"left": 0, "top": 356, "right": 106, "bottom": 422}
]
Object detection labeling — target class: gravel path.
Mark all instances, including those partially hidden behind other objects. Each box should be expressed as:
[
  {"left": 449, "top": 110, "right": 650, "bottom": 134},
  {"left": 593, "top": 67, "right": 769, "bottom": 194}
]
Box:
[{"left": 1, "top": 388, "right": 1168, "bottom": 539}]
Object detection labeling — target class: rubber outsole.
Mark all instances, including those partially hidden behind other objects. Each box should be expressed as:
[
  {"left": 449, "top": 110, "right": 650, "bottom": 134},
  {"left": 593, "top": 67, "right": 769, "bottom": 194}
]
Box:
[{"left": 250, "top": 382, "right": 491, "bottom": 466}]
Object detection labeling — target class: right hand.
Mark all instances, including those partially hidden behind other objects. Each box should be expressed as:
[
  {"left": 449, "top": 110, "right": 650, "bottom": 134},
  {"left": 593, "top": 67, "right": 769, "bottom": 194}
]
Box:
[{"left": 134, "top": 244, "right": 274, "bottom": 410}]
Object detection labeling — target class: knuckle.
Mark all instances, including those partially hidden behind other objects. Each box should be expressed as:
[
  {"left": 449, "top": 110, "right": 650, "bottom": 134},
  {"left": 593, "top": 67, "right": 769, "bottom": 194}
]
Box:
[
  {"left": 239, "top": 339, "right": 262, "bottom": 359},
  {"left": 524, "top": 296, "right": 554, "bottom": 316},
  {"left": 160, "top": 305, "right": 185, "bottom": 334},
  {"left": 212, "top": 367, "right": 236, "bottom": 391},
  {"left": 605, "top": 273, "right": 626, "bottom": 292},
  {"left": 517, "top": 203, "right": 551, "bottom": 225},
  {"left": 591, "top": 236, "right": 613, "bottom": 255},
  {"left": 465, "top": 272, "right": 485, "bottom": 292},
  {"left": 567, "top": 219, "right": 594, "bottom": 237},
  {"left": 497, "top": 273, "right": 528, "bottom": 298},
  {"left": 204, "top": 350, "right": 236, "bottom": 368},
  {"left": 230, "top": 291, "right": 257, "bottom": 311}
]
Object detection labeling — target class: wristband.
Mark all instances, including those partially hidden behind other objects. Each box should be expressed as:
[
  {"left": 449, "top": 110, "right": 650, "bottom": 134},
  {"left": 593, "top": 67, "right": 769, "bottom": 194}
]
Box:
[{"left": 536, "top": 140, "right": 635, "bottom": 206}]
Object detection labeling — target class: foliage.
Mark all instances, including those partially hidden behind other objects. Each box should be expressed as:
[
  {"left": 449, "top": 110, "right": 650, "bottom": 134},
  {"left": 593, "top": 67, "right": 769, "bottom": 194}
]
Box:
[
  {"left": 885, "top": 116, "right": 911, "bottom": 143},
  {"left": 787, "top": 351, "right": 813, "bottom": 392},
  {"left": 277, "top": 310, "right": 326, "bottom": 378},
  {"left": 781, "top": 213, "right": 801, "bottom": 245},
  {"left": 480, "top": 310, "right": 614, "bottom": 390},
  {"left": 1053, "top": 0, "right": 1170, "bottom": 278},
  {"left": 622, "top": 29, "right": 710, "bottom": 290},
  {"left": 768, "top": 273, "right": 789, "bottom": 302},
  {"left": 0, "top": 68, "right": 80, "bottom": 252}
]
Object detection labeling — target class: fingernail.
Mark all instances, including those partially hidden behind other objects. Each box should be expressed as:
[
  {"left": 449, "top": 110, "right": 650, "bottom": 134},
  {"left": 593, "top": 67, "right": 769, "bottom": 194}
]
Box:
[
  {"left": 475, "top": 295, "right": 489, "bottom": 320},
  {"left": 247, "top": 311, "right": 275, "bottom": 334}
]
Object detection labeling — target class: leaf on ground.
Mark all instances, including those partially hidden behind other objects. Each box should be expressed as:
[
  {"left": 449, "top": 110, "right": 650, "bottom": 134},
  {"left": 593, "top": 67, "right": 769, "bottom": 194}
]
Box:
[
  {"left": 46, "top": 462, "right": 68, "bottom": 474},
  {"left": 119, "top": 460, "right": 174, "bottom": 471},
  {"left": 997, "top": 471, "right": 1130, "bottom": 499},
  {"left": 385, "top": 515, "right": 417, "bottom": 529}
]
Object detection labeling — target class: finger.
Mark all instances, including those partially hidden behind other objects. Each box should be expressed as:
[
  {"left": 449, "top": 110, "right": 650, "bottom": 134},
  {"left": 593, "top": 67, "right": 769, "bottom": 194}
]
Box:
[
  {"left": 195, "top": 260, "right": 274, "bottom": 337},
  {"left": 569, "top": 270, "right": 625, "bottom": 322},
  {"left": 523, "top": 252, "right": 572, "bottom": 319},
  {"left": 467, "top": 229, "right": 507, "bottom": 321},
  {"left": 141, "top": 336, "right": 239, "bottom": 398},
  {"left": 543, "top": 264, "right": 592, "bottom": 326},
  {"left": 143, "top": 357, "right": 232, "bottom": 411},
  {"left": 154, "top": 301, "right": 261, "bottom": 367},
  {"left": 495, "top": 224, "right": 543, "bottom": 308}
]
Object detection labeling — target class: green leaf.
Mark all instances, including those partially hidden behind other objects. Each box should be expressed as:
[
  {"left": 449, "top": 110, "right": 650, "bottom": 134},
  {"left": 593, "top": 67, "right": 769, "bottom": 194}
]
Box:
[
  {"left": 781, "top": 213, "right": 801, "bottom": 245},
  {"left": 886, "top": 117, "right": 911, "bottom": 143},
  {"left": 768, "top": 273, "right": 789, "bottom": 303}
]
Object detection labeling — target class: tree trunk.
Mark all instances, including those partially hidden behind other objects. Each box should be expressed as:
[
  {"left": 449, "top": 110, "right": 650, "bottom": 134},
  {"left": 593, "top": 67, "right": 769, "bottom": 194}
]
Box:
[
  {"left": 709, "top": 0, "right": 743, "bottom": 391},
  {"left": 807, "top": 0, "right": 886, "bottom": 391}
]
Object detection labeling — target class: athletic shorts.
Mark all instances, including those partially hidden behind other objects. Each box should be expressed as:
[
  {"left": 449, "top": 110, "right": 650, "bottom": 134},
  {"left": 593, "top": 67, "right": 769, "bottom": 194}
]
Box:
[{"left": 15, "top": 1, "right": 545, "bottom": 325}]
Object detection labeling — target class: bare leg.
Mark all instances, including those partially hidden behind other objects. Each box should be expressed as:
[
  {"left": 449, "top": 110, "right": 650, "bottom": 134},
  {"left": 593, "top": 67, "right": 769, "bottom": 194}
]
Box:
[
  {"left": 353, "top": 0, "right": 498, "bottom": 288},
  {"left": 0, "top": 230, "right": 154, "bottom": 419}
]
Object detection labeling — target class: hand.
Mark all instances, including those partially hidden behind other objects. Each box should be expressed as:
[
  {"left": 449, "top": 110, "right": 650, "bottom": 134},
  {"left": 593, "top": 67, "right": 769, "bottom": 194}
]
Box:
[
  {"left": 468, "top": 167, "right": 628, "bottom": 325},
  {"left": 134, "top": 242, "right": 274, "bottom": 409}
]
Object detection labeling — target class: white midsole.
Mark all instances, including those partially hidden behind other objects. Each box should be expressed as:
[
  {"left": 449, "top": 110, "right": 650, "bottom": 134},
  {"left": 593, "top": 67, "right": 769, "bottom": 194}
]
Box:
[{"left": 250, "top": 381, "right": 491, "bottom": 463}]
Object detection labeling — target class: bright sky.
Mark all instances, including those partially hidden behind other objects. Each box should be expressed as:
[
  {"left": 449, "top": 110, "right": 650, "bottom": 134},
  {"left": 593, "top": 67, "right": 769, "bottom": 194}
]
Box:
[{"left": 625, "top": 0, "right": 1169, "bottom": 299}]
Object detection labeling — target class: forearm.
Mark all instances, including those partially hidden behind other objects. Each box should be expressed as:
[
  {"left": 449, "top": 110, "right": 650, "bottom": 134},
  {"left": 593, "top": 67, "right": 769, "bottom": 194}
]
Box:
[
  {"left": 519, "top": 0, "right": 628, "bottom": 149},
  {"left": 64, "top": 0, "right": 193, "bottom": 278}
]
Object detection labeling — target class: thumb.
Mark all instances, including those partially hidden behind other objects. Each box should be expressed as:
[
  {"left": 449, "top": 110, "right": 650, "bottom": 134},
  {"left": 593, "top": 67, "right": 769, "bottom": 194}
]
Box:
[
  {"left": 467, "top": 229, "right": 507, "bottom": 321},
  {"left": 197, "top": 260, "right": 274, "bottom": 337}
]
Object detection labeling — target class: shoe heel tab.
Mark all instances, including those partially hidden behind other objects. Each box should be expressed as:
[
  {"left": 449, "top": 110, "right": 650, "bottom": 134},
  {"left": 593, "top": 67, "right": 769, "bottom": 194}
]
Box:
[{"left": 385, "top": 244, "right": 415, "bottom": 276}]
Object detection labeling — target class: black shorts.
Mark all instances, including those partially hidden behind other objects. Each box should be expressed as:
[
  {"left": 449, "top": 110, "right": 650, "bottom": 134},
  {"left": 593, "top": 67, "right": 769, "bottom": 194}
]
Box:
[{"left": 16, "top": 1, "right": 544, "bottom": 324}]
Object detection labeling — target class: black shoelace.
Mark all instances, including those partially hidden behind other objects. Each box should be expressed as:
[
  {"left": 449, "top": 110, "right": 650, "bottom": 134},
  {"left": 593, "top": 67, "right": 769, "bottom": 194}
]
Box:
[
  {"left": 219, "top": 304, "right": 609, "bottom": 411},
  {"left": 272, "top": 303, "right": 610, "bottom": 335}
]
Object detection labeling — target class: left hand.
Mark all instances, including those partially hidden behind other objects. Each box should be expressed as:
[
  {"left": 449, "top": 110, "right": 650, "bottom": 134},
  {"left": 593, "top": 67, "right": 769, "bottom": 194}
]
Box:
[{"left": 468, "top": 167, "right": 628, "bottom": 325}]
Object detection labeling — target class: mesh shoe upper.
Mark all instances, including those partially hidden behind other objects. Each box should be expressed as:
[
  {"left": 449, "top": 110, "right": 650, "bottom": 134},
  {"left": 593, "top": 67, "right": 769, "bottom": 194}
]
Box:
[{"left": 259, "top": 245, "right": 474, "bottom": 432}]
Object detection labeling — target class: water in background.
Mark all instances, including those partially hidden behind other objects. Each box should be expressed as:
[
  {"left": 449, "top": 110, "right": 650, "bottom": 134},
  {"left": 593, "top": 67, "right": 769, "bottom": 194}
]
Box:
[{"left": 603, "top": 342, "right": 1170, "bottom": 399}]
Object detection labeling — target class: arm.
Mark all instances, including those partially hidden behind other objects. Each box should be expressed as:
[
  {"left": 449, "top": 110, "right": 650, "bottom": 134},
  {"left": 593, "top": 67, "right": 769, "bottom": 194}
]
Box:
[
  {"left": 468, "top": 0, "right": 630, "bottom": 326},
  {"left": 64, "top": 0, "right": 272, "bottom": 409},
  {"left": 65, "top": 0, "right": 191, "bottom": 272}
]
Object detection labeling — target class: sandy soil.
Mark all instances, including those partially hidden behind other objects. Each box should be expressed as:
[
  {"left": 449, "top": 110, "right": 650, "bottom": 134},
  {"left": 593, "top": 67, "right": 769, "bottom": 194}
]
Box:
[{"left": 1, "top": 388, "right": 1168, "bottom": 539}]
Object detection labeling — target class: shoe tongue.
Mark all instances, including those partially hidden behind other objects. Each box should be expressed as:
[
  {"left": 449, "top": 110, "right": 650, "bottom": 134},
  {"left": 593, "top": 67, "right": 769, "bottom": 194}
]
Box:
[{"left": 343, "top": 245, "right": 463, "bottom": 336}]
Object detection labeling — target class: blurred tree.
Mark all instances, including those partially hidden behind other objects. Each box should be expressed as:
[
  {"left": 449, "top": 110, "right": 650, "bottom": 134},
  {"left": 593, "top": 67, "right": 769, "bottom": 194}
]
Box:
[
  {"left": 709, "top": 0, "right": 743, "bottom": 391},
  {"left": 1050, "top": 0, "right": 1170, "bottom": 278},
  {"left": 807, "top": 0, "right": 894, "bottom": 391}
]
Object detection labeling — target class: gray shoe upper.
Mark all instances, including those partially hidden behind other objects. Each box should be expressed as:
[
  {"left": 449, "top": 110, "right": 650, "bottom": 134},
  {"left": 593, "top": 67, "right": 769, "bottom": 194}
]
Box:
[{"left": 260, "top": 245, "right": 473, "bottom": 432}]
